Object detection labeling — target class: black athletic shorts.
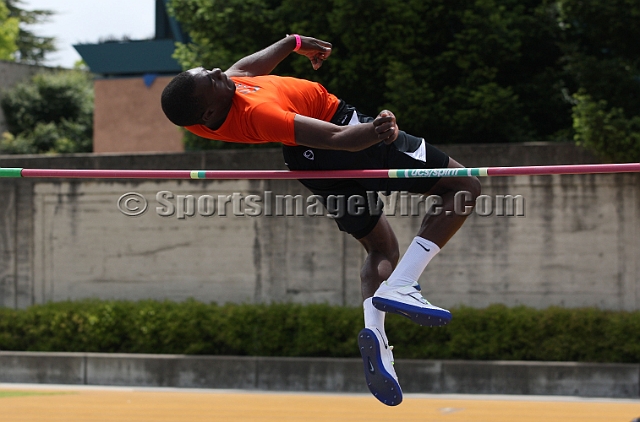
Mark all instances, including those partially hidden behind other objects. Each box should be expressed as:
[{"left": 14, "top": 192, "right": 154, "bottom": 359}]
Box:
[{"left": 282, "top": 101, "right": 450, "bottom": 239}]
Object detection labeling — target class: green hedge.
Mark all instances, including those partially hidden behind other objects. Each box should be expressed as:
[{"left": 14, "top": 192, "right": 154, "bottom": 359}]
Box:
[{"left": 1, "top": 300, "right": 639, "bottom": 363}]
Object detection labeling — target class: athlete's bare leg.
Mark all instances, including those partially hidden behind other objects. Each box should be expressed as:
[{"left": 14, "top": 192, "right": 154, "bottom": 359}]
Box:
[
  {"left": 357, "top": 214, "right": 399, "bottom": 299},
  {"left": 357, "top": 157, "right": 480, "bottom": 297},
  {"left": 417, "top": 157, "right": 481, "bottom": 248},
  {"left": 355, "top": 153, "right": 480, "bottom": 407}
]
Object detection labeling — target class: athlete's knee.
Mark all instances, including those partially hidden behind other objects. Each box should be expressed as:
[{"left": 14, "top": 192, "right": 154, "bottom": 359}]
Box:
[
  {"left": 360, "top": 249, "right": 399, "bottom": 282},
  {"left": 356, "top": 215, "right": 399, "bottom": 259},
  {"left": 375, "top": 248, "right": 399, "bottom": 269},
  {"left": 449, "top": 175, "right": 481, "bottom": 200},
  {"left": 466, "top": 176, "right": 482, "bottom": 199},
  {"left": 360, "top": 239, "right": 400, "bottom": 269}
]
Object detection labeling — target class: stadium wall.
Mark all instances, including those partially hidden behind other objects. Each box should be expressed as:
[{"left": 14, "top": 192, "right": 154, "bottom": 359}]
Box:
[{"left": 1, "top": 143, "right": 638, "bottom": 311}]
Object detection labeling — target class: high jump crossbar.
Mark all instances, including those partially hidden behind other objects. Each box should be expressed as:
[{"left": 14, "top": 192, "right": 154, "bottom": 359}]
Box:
[{"left": 0, "top": 163, "right": 639, "bottom": 180}]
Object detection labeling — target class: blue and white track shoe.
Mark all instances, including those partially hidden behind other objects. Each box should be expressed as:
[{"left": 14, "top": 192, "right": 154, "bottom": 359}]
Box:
[
  {"left": 358, "top": 328, "right": 402, "bottom": 406},
  {"left": 372, "top": 282, "right": 452, "bottom": 326}
]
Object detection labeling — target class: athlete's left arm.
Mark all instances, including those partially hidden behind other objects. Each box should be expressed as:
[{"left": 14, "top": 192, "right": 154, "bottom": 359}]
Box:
[
  {"left": 293, "top": 111, "right": 399, "bottom": 152},
  {"left": 226, "top": 35, "right": 332, "bottom": 77}
]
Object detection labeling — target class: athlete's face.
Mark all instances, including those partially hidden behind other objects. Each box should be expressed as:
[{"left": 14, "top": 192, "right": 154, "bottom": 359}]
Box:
[{"left": 189, "top": 67, "right": 236, "bottom": 127}]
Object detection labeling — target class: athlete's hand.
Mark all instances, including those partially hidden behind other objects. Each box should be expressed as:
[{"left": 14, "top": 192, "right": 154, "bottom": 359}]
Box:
[
  {"left": 293, "top": 35, "right": 332, "bottom": 70},
  {"left": 373, "top": 110, "right": 399, "bottom": 144}
]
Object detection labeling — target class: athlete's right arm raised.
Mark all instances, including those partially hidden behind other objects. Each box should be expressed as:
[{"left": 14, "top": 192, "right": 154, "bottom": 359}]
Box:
[
  {"left": 294, "top": 111, "right": 399, "bottom": 151},
  {"left": 226, "top": 35, "right": 331, "bottom": 77}
]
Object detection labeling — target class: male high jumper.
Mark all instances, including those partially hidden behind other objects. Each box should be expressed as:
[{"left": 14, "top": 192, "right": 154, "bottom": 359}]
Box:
[{"left": 161, "top": 34, "right": 481, "bottom": 406}]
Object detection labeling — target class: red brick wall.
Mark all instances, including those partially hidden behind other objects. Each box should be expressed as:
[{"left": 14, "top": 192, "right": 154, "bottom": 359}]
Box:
[{"left": 93, "top": 76, "right": 184, "bottom": 153}]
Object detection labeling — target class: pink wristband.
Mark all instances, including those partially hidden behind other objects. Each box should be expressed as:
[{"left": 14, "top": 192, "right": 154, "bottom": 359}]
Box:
[{"left": 292, "top": 34, "right": 302, "bottom": 51}]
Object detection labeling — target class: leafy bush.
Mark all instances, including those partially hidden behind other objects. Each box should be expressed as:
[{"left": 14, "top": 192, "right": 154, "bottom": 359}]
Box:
[
  {"left": 1, "top": 300, "right": 640, "bottom": 363},
  {"left": 572, "top": 92, "right": 640, "bottom": 162},
  {"left": 554, "top": 0, "right": 640, "bottom": 161},
  {"left": 0, "top": 70, "right": 93, "bottom": 154}
]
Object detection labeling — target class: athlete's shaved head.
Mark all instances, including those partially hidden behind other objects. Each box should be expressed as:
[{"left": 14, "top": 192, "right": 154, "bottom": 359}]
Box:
[{"left": 161, "top": 71, "right": 206, "bottom": 127}]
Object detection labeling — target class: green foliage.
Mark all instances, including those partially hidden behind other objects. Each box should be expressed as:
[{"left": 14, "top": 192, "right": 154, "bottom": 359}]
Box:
[
  {"left": 0, "top": 300, "right": 361, "bottom": 357},
  {"left": 572, "top": 92, "right": 640, "bottom": 162},
  {"left": 0, "top": 0, "right": 19, "bottom": 60},
  {"left": 328, "top": 0, "right": 570, "bottom": 144},
  {"left": 0, "top": 70, "right": 93, "bottom": 154},
  {"left": 2, "top": 300, "right": 640, "bottom": 363},
  {"left": 4, "top": 0, "right": 55, "bottom": 65},
  {"left": 554, "top": 0, "right": 640, "bottom": 161}
]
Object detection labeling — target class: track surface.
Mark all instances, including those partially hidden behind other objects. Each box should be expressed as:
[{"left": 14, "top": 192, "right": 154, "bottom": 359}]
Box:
[{"left": 1, "top": 384, "right": 639, "bottom": 422}]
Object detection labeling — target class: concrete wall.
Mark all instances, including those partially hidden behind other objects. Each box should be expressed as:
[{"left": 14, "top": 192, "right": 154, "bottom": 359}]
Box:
[
  {"left": 1, "top": 352, "right": 637, "bottom": 398},
  {"left": 1, "top": 143, "right": 638, "bottom": 311},
  {"left": 0, "top": 61, "right": 48, "bottom": 135},
  {"left": 93, "top": 77, "right": 184, "bottom": 153}
]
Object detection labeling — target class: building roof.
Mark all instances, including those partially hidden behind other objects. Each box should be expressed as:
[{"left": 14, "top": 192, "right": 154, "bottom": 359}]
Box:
[{"left": 73, "top": 0, "right": 188, "bottom": 76}]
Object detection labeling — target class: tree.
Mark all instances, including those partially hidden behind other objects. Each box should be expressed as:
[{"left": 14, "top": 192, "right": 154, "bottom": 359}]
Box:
[
  {"left": 0, "top": 0, "right": 19, "bottom": 60},
  {"left": 4, "top": 0, "right": 55, "bottom": 65},
  {"left": 552, "top": 0, "right": 640, "bottom": 161},
  {"left": 0, "top": 70, "right": 94, "bottom": 154},
  {"left": 571, "top": 92, "right": 640, "bottom": 163},
  {"left": 324, "top": 0, "right": 571, "bottom": 144}
]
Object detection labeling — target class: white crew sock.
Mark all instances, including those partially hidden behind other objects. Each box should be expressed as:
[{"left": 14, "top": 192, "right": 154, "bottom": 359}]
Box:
[
  {"left": 363, "top": 297, "right": 385, "bottom": 331},
  {"left": 382, "top": 237, "right": 440, "bottom": 290}
]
